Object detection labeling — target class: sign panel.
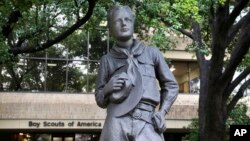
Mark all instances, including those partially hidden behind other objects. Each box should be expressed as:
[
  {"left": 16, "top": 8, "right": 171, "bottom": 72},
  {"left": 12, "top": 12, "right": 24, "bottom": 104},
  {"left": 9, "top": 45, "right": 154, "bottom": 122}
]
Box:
[{"left": 0, "top": 119, "right": 104, "bottom": 129}]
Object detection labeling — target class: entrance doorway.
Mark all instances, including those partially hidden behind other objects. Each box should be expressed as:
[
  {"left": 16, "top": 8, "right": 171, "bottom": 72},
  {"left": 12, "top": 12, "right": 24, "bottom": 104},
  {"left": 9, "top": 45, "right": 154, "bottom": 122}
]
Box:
[
  {"left": 0, "top": 132, "right": 101, "bottom": 141},
  {"left": 52, "top": 134, "right": 74, "bottom": 141}
]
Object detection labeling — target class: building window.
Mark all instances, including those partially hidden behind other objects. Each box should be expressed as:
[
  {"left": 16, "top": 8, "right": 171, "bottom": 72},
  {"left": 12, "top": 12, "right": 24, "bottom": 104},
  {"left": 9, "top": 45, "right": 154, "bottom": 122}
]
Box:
[
  {"left": 170, "top": 61, "right": 200, "bottom": 94},
  {"left": 0, "top": 29, "right": 108, "bottom": 93}
]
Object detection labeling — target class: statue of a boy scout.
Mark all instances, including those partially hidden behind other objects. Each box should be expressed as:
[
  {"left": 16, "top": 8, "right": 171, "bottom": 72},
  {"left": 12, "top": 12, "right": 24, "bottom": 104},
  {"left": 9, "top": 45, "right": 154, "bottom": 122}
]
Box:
[{"left": 95, "top": 5, "right": 179, "bottom": 141}]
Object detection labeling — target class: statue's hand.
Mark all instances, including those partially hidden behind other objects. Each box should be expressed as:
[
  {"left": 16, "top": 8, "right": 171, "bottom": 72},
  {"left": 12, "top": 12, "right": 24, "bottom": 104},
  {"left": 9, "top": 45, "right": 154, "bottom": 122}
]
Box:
[
  {"left": 103, "top": 75, "right": 125, "bottom": 96},
  {"left": 152, "top": 111, "right": 166, "bottom": 133}
]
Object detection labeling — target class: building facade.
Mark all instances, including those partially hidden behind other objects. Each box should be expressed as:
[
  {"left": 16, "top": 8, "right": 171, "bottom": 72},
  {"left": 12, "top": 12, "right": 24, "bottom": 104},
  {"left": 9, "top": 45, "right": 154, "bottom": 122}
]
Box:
[{"left": 0, "top": 92, "right": 199, "bottom": 141}]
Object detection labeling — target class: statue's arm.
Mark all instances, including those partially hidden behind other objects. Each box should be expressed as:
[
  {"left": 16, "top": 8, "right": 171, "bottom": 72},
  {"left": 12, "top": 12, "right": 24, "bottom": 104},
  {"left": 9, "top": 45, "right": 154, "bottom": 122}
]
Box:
[
  {"left": 154, "top": 48, "right": 179, "bottom": 116},
  {"left": 95, "top": 56, "right": 110, "bottom": 108}
]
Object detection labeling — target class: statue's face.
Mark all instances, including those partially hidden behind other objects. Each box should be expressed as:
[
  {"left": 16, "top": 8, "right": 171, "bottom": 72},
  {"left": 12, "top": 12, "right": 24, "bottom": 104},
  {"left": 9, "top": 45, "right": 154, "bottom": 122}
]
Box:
[{"left": 109, "top": 8, "right": 134, "bottom": 42}]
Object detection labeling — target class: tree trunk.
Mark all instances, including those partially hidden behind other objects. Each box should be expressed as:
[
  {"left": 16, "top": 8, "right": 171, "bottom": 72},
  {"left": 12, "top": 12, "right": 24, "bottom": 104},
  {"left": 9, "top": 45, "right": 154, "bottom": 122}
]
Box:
[
  {"left": 199, "top": 71, "right": 227, "bottom": 141},
  {"left": 198, "top": 48, "right": 228, "bottom": 141},
  {"left": 200, "top": 90, "right": 226, "bottom": 141}
]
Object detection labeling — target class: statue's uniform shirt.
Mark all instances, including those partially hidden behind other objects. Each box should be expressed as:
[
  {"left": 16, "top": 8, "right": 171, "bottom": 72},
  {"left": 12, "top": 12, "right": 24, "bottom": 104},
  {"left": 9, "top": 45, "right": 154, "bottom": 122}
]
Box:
[{"left": 95, "top": 39, "right": 179, "bottom": 141}]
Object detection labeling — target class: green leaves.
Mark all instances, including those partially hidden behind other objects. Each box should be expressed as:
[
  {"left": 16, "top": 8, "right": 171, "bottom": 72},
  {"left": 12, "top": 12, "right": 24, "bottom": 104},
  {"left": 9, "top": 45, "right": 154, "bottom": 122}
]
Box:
[
  {"left": 186, "top": 42, "right": 210, "bottom": 56},
  {"left": 170, "top": 0, "right": 202, "bottom": 24},
  {"left": 149, "top": 27, "right": 175, "bottom": 52},
  {"left": 217, "top": 0, "right": 226, "bottom": 5},
  {"left": 183, "top": 119, "right": 199, "bottom": 141},
  {"left": 238, "top": 49, "right": 250, "bottom": 71},
  {"left": 0, "top": 38, "right": 12, "bottom": 64},
  {"left": 227, "top": 102, "right": 250, "bottom": 126}
]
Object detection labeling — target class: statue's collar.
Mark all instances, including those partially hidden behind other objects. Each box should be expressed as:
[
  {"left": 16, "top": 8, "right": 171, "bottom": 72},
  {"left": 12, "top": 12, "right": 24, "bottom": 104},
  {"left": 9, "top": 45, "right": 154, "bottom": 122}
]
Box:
[{"left": 108, "top": 39, "right": 145, "bottom": 59}]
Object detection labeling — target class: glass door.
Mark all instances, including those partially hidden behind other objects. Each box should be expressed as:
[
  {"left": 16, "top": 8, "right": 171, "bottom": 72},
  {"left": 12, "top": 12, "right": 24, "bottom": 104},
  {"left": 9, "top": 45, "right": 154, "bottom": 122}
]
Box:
[
  {"left": 52, "top": 134, "right": 74, "bottom": 141},
  {"left": 64, "top": 137, "right": 73, "bottom": 141},
  {"left": 52, "top": 137, "right": 63, "bottom": 141}
]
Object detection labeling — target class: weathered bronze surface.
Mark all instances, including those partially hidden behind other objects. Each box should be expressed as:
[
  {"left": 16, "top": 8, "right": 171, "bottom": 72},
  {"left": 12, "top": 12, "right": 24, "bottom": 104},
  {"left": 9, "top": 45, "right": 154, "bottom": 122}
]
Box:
[{"left": 95, "top": 5, "right": 179, "bottom": 141}]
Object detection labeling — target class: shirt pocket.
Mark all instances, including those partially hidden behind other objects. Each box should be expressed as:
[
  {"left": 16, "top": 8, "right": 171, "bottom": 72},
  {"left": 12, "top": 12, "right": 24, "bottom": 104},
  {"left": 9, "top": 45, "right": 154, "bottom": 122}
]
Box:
[{"left": 137, "top": 57, "right": 156, "bottom": 78}]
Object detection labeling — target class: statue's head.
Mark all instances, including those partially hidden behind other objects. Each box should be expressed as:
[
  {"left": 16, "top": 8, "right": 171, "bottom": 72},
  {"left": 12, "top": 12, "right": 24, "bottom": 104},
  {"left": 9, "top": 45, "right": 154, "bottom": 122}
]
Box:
[{"left": 107, "top": 5, "right": 135, "bottom": 42}]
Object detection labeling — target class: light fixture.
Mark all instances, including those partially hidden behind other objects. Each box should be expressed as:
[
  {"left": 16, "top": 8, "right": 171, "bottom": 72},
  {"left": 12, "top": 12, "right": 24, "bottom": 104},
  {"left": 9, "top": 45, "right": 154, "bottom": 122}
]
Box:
[
  {"left": 99, "top": 21, "right": 107, "bottom": 27},
  {"left": 170, "top": 65, "right": 176, "bottom": 72},
  {"left": 47, "top": 63, "right": 57, "bottom": 67},
  {"left": 17, "top": 62, "right": 27, "bottom": 66}
]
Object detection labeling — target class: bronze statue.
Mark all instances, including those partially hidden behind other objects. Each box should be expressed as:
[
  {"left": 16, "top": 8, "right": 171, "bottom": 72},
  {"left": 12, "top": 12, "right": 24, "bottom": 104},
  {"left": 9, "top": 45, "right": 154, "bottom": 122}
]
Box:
[{"left": 95, "top": 5, "right": 179, "bottom": 141}]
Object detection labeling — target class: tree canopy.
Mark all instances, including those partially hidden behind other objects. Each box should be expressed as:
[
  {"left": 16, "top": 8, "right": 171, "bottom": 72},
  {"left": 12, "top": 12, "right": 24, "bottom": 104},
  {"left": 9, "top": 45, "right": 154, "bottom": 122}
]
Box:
[
  {"left": 0, "top": 0, "right": 96, "bottom": 63},
  {"left": 0, "top": 0, "right": 99, "bottom": 92}
]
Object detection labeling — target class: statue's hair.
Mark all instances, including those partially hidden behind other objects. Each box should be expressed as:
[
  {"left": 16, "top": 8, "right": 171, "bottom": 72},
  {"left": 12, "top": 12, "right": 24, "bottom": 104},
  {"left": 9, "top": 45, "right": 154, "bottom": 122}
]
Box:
[{"left": 107, "top": 5, "right": 135, "bottom": 28}]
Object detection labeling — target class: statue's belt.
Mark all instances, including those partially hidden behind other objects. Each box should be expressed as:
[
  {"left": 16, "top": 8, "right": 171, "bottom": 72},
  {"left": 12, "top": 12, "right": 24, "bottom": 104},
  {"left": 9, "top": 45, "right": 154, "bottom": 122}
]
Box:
[
  {"left": 129, "top": 102, "right": 156, "bottom": 124},
  {"left": 135, "top": 101, "right": 156, "bottom": 111}
]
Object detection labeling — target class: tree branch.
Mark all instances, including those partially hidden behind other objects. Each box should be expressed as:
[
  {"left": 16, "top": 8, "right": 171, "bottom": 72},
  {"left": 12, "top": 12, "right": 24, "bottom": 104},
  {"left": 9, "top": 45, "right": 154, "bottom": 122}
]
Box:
[
  {"left": 6, "top": 64, "right": 19, "bottom": 90},
  {"left": 192, "top": 22, "right": 206, "bottom": 67},
  {"left": 228, "top": 0, "right": 249, "bottom": 28},
  {"left": 9, "top": 0, "right": 96, "bottom": 55},
  {"left": 176, "top": 28, "right": 193, "bottom": 39},
  {"left": 209, "top": 2, "right": 231, "bottom": 81},
  {"left": 74, "top": 0, "right": 79, "bottom": 7},
  {"left": 16, "top": 28, "right": 44, "bottom": 47},
  {"left": 228, "top": 11, "right": 250, "bottom": 44},
  {"left": 1, "top": 10, "right": 22, "bottom": 38},
  {"left": 227, "top": 78, "right": 250, "bottom": 117},
  {"left": 224, "top": 66, "right": 250, "bottom": 99},
  {"left": 159, "top": 17, "right": 193, "bottom": 40},
  {"left": 221, "top": 23, "right": 250, "bottom": 83}
]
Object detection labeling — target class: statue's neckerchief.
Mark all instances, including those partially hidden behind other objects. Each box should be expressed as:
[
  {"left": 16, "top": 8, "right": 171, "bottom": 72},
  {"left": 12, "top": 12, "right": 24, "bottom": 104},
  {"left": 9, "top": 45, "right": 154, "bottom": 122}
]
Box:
[{"left": 108, "top": 39, "right": 145, "bottom": 86}]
